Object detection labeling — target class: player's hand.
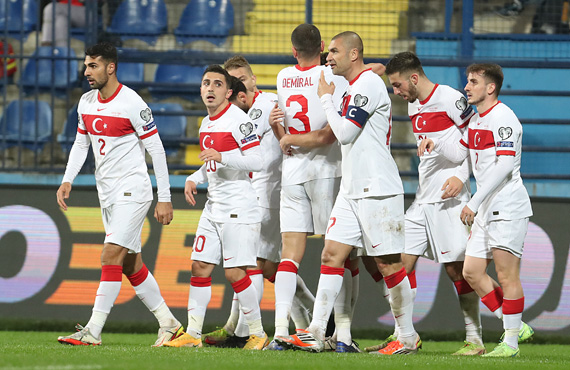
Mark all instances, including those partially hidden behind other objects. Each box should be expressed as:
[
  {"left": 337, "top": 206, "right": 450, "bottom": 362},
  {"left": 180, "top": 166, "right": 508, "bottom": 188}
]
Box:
[
  {"left": 441, "top": 176, "right": 464, "bottom": 199},
  {"left": 56, "top": 182, "right": 72, "bottom": 211},
  {"left": 279, "top": 134, "right": 293, "bottom": 155},
  {"left": 154, "top": 201, "right": 173, "bottom": 225},
  {"left": 417, "top": 138, "right": 435, "bottom": 157},
  {"left": 460, "top": 205, "right": 476, "bottom": 226},
  {"left": 269, "top": 102, "right": 284, "bottom": 128},
  {"left": 317, "top": 71, "right": 335, "bottom": 98},
  {"left": 366, "top": 62, "right": 386, "bottom": 76},
  {"left": 185, "top": 181, "right": 198, "bottom": 206},
  {"left": 199, "top": 148, "right": 221, "bottom": 163}
]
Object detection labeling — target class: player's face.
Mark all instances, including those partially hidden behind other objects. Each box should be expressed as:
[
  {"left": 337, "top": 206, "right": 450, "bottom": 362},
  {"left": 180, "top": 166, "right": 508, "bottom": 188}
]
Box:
[
  {"left": 464, "top": 72, "right": 488, "bottom": 106},
  {"left": 230, "top": 91, "right": 249, "bottom": 112},
  {"left": 388, "top": 72, "right": 419, "bottom": 102},
  {"left": 227, "top": 67, "right": 257, "bottom": 93},
  {"left": 84, "top": 55, "right": 112, "bottom": 90},
  {"left": 326, "top": 39, "right": 350, "bottom": 77},
  {"left": 201, "top": 72, "right": 232, "bottom": 110}
]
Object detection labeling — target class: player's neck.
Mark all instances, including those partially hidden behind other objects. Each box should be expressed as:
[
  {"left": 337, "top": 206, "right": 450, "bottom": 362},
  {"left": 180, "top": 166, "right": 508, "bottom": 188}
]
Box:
[
  {"left": 98, "top": 79, "right": 120, "bottom": 101},
  {"left": 297, "top": 56, "right": 320, "bottom": 68},
  {"left": 208, "top": 101, "right": 230, "bottom": 118},
  {"left": 417, "top": 79, "right": 436, "bottom": 102},
  {"left": 344, "top": 61, "right": 367, "bottom": 83},
  {"left": 476, "top": 98, "right": 499, "bottom": 115}
]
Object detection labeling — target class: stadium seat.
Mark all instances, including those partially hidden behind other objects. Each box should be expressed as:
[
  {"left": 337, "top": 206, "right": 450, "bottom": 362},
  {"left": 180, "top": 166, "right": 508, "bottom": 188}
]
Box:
[
  {"left": 174, "top": 0, "right": 234, "bottom": 46},
  {"left": 149, "top": 64, "right": 204, "bottom": 102},
  {"left": 20, "top": 46, "right": 79, "bottom": 97},
  {"left": 107, "top": 0, "right": 168, "bottom": 45},
  {"left": 0, "top": 100, "right": 52, "bottom": 151},
  {"left": 57, "top": 104, "right": 79, "bottom": 153},
  {"left": 117, "top": 62, "right": 145, "bottom": 87},
  {"left": 148, "top": 103, "right": 187, "bottom": 156},
  {"left": 0, "top": 0, "right": 38, "bottom": 41}
]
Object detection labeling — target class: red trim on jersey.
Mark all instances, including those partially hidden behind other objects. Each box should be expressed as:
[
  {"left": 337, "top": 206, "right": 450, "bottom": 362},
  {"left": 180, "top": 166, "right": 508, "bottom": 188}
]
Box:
[
  {"left": 419, "top": 84, "right": 439, "bottom": 105},
  {"left": 349, "top": 68, "right": 372, "bottom": 85},
  {"left": 384, "top": 267, "right": 407, "bottom": 289},
  {"left": 209, "top": 103, "right": 232, "bottom": 121},
  {"left": 496, "top": 150, "right": 515, "bottom": 156},
  {"left": 460, "top": 138, "right": 469, "bottom": 148},
  {"left": 242, "top": 141, "right": 260, "bottom": 151},
  {"left": 409, "top": 111, "right": 455, "bottom": 134},
  {"left": 458, "top": 120, "right": 470, "bottom": 129},
  {"left": 246, "top": 269, "right": 263, "bottom": 276},
  {"left": 77, "top": 127, "right": 87, "bottom": 135},
  {"left": 140, "top": 130, "right": 158, "bottom": 140},
  {"left": 371, "top": 271, "right": 384, "bottom": 283},
  {"left": 252, "top": 91, "right": 260, "bottom": 106},
  {"left": 231, "top": 275, "right": 252, "bottom": 293},
  {"left": 190, "top": 276, "right": 212, "bottom": 287},
  {"left": 98, "top": 84, "right": 123, "bottom": 104},
  {"left": 126, "top": 264, "right": 149, "bottom": 287},
  {"left": 468, "top": 128, "right": 495, "bottom": 150},
  {"left": 295, "top": 64, "right": 318, "bottom": 71},
  {"left": 101, "top": 265, "right": 122, "bottom": 282},
  {"left": 347, "top": 117, "right": 363, "bottom": 128},
  {"left": 481, "top": 286, "right": 504, "bottom": 312},
  {"left": 478, "top": 101, "right": 500, "bottom": 118},
  {"left": 82, "top": 114, "right": 135, "bottom": 137},
  {"left": 408, "top": 270, "right": 417, "bottom": 289},
  {"left": 320, "top": 265, "right": 345, "bottom": 276},
  {"left": 351, "top": 268, "right": 360, "bottom": 277},
  {"left": 453, "top": 279, "right": 475, "bottom": 295},
  {"left": 503, "top": 297, "right": 525, "bottom": 315},
  {"left": 277, "top": 261, "right": 298, "bottom": 274},
  {"left": 200, "top": 132, "right": 239, "bottom": 152}
]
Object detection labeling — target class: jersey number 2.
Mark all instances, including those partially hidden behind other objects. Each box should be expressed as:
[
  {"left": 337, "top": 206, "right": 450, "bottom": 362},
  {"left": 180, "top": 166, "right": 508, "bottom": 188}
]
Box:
[
  {"left": 98, "top": 138, "right": 106, "bottom": 156},
  {"left": 286, "top": 95, "right": 311, "bottom": 135}
]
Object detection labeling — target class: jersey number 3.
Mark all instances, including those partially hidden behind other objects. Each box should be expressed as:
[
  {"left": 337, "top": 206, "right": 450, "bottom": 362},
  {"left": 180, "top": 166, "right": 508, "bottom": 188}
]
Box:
[{"left": 286, "top": 95, "right": 311, "bottom": 135}]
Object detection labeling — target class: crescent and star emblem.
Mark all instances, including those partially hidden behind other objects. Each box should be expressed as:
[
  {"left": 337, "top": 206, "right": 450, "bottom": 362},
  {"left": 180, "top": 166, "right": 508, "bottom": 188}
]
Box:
[
  {"left": 474, "top": 132, "right": 481, "bottom": 147},
  {"left": 414, "top": 115, "right": 427, "bottom": 131},
  {"left": 92, "top": 118, "right": 104, "bottom": 133},
  {"left": 202, "top": 134, "right": 214, "bottom": 149}
]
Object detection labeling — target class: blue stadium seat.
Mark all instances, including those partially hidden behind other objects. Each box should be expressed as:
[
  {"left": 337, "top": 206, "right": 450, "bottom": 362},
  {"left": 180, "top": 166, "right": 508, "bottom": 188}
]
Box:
[
  {"left": 57, "top": 104, "right": 79, "bottom": 153},
  {"left": 117, "top": 62, "right": 144, "bottom": 86},
  {"left": 0, "top": 100, "right": 52, "bottom": 151},
  {"left": 0, "top": 0, "right": 38, "bottom": 41},
  {"left": 149, "top": 64, "right": 204, "bottom": 101},
  {"left": 107, "top": 0, "right": 168, "bottom": 45},
  {"left": 20, "top": 46, "right": 78, "bottom": 97},
  {"left": 174, "top": 0, "right": 234, "bottom": 46},
  {"left": 148, "top": 103, "right": 187, "bottom": 155}
]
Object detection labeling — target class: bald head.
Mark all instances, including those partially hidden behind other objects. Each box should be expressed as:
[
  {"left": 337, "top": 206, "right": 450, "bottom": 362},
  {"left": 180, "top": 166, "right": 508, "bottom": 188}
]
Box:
[{"left": 332, "top": 31, "right": 363, "bottom": 60}]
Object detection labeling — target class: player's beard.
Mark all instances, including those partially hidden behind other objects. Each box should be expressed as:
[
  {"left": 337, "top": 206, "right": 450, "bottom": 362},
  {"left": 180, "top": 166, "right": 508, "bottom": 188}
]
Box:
[
  {"left": 90, "top": 75, "right": 108, "bottom": 91},
  {"left": 406, "top": 80, "right": 419, "bottom": 103}
]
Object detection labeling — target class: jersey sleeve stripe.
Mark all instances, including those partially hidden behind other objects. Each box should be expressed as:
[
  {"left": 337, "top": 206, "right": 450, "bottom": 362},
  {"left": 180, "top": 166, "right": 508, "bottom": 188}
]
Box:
[
  {"left": 77, "top": 127, "right": 87, "bottom": 135},
  {"left": 242, "top": 141, "right": 260, "bottom": 151},
  {"left": 460, "top": 139, "right": 469, "bottom": 148},
  {"left": 496, "top": 150, "right": 515, "bottom": 156},
  {"left": 347, "top": 117, "right": 363, "bottom": 128},
  {"left": 140, "top": 130, "right": 158, "bottom": 140},
  {"left": 458, "top": 121, "right": 469, "bottom": 129}
]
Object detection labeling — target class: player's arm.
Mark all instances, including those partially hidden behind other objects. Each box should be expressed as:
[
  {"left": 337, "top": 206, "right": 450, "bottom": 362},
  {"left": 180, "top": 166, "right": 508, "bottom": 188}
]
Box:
[
  {"left": 185, "top": 165, "right": 207, "bottom": 206},
  {"left": 279, "top": 124, "right": 336, "bottom": 153},
  {"left": 220, "top": 144, "right": 263, "bottom": 172},
  {"left": 142, "top": 132, "right": 173, "bottom": 225},
  {"left": 366, "top": 62, "right": 386, "bottom": 76},
  {"left": 441, "top": 158, "right": 471, "bottom": 199},
  {"left": 418, "top": 135, "right": 469, "bottom": 163},
  {"left": 269, "top": 102, "right": 286, "bottom": 140}
]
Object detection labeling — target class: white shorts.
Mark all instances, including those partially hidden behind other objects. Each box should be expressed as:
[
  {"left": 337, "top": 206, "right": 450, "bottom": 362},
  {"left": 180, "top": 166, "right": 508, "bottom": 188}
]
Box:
[
  {"left": 404, "top": 199, "right": 469, "bottom": 263},
  {"left": 192, "top": 214, "right": 260, "bottom": 268},
  {"left": 280, "top": 177, "right": 340, "bottom": 235},
  {"left": 258, "top": 207, "right": 281, "bottom": 263},
  {"left": 466, "top": 217, "right": 529, "bottom": 259},
  {"left": 102, "top": 201, "right": 151, "bottom": 253},
  {"left": 325, "top": 194, "right": 404, "bottom": 257}
]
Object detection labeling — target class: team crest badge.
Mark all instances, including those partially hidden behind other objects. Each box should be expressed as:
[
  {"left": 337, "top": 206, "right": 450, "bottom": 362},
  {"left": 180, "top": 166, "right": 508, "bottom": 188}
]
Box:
[
  {"left": 455, "top": 97, "right": 468, "bottom": 111},
  {"left": 498, "top": 127, "right": 513, "bottom": 140},
  {"left": 353, "top": 94, "right": 368, "bottom": 107},
  {"left": 140, "top": 108, "right": 152, "bottom": 122},
  {"left": 249, "top": 109, "right": 262, "bottom": 120},
  {"left": 240, "top": 122, "right": 254, "bottom": 136}
]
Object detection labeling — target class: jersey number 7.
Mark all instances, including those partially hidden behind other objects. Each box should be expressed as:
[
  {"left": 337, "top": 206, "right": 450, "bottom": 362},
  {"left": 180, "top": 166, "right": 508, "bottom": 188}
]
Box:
[{"left": 286, "top": 95, "right": 310, "bottom": 135}]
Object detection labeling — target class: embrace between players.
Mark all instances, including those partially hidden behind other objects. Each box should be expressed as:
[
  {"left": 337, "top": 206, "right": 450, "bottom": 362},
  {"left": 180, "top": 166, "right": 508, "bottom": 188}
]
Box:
[{"left": 56, "top": 23, "right": 533, "bottom": 358}]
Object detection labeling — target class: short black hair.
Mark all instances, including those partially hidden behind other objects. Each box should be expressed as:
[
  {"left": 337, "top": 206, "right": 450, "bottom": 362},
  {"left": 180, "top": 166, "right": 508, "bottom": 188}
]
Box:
[
  {"left": 85, "top": 42, "right": 118, "bottom": 67},
  {"left": 385, "top": 51, "right": 425, "bottom": 77},
  {"left": 291, "top": 23, "right": 321, "bottom": 59},
  {"left": 228, "top": 75, "right": 247, "bottom": 102},
  {"left": 202, "top": 64, "right": 231, "bottom": 87},
  {"left": 466, "top": 63, "right": 504, "bottom": 96}
]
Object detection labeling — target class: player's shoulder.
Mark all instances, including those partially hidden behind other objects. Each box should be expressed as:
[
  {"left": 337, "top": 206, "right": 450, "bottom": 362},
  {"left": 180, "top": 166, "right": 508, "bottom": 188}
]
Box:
[
  {"left": 277, "top": 65, "right": 299, "bottom": 79},
  {"left": 351, "top": 69, "right": 384, "bottom": 94},
  {"left": 493, "top": 102, "right": 520, "bottom": 124},
  {"left": 119, "top": 84, "right": 146, "bottom": 104},
  {"left": 79, "top": 89, "right": 98, "bottom": 106},
  {"left": 436, "top": 84, "right": 464, "bottom": 99},
  {"left": 227, "top": 102, "right": 251, "bottom": 121}
]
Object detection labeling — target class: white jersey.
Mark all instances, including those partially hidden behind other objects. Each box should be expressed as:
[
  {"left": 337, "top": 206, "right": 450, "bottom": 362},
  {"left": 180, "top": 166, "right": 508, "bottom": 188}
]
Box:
[
  {"left": 276, "top": 64, "right": 347, "bottom": 185},
  {"left": 249, "top": 91, "right": 281, "bottom": 209},
  {"left": 337, "top": 69, "right": 403, "bottom": 198},
  {"left": 459, "top": 102, "right": 532, "bottom": 221},
  {"left": 191, "top": 103, "right": 261, "bottom": 224},
  {"left": 408, "top": 84, "right": 474, "bottom": 203},
  {"left": 72, "top": 84, "right": 161, "bottom": 208}
]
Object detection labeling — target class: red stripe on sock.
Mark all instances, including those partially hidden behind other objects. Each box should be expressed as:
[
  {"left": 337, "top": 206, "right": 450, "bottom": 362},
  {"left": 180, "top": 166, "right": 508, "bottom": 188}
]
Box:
[
  {"left": 371, "top": 271, "right": 384, "bottom": 283},
  {"left": 277, "top": 261, "right": 298, "bottom": 274},
  {"left": 232, "top": 275, "right": 252, "bottom": 293},
  {"left": 247, "top": 269, "right": 263, "bottom": 276},
  {"left": 384, "top": 268, "right": 407, "bottom": 289},
  {"left": 320, "top": 265, "right": 345, "bottom": 276},
  {"left": 344, "top": 258, "right": 351, "bottom": 269},
  {"left": 126, "top": 264, "right": 149, "bottom": 287},
  {"left": 190, "top": 276, "right": 212, "bottom": 287},
  {"left": 503, "top": 297, "right": 525, "bottom": 315},
  {"left": 453, "top": 279, "right": 475, "bottom": 295},
  {"left": 351, "top": 268, "right": 360, "bottom": 277},
  {"left": 267, "top": 273, "right": 276, "bottom": 283},
  {"left": 101, "top": 265, "right": 122, "bottom": 282},
  {"left": 481, "top": 287, "right": 504, "bottom": 312},
  {"left": 408, "top": 270, "right": 417, "bottom": 289}
]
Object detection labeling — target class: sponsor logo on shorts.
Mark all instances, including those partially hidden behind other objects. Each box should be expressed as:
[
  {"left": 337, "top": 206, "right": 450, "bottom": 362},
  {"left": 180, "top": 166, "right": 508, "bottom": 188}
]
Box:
[
  {"left": 224, "top": 257, "right": 234, "bottom": 261},
  {"left": 441, "top": 251, "right": 450, "bottom": 254},
  {"left": 372, "top": 243, "right": 381, "bottom": 248}
]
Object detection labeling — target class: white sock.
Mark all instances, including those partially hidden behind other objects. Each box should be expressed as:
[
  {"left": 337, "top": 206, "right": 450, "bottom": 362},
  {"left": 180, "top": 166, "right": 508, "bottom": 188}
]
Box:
[
  {"left": 307, "top": 266, "right": 344, "bottom": 341},
  {"left": 503, "top": 297, "right": 525, "bottom": 349},
  {"left": 224, "top": 293, "right": 239, "bottom": 335},
  {"left": 274, "top": 260, "right": 298, "bottom": 337},
  {"left": 233, "top": 275, "right": 264, "bottom": 336},
  {"left": 458, "top": 290, "right": 483, "bottom": 345},
  {"left": 334, "top": 267, "right": 353, "bottom": 344},
  {"left": 86, "top": 265, "right": 123, "bottom": 338},
  {"left": 187, "top": 277, "right": 212, "bottom": 338},
  {"left": 385, "top": 268, "right": 415, "bottom": 347}
]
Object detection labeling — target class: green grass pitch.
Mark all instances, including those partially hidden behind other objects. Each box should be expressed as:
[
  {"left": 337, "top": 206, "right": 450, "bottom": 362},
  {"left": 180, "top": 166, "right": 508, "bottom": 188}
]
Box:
[{"left": 0, "top": 331, "right": 568, "bottom": 370}]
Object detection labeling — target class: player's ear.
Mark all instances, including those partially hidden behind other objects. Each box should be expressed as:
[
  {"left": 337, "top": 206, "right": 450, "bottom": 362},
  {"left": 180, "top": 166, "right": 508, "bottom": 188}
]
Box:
[
  {"left": 225, "top": 88, "right": 233, "bottom": 100},
  {"left": 410, "top": 73, "right": 419, "bottom": 85},
  {"left": 291, "top": 46, "right": 298, "bottom": 58},
  {"left": 487, "top": 82, "right": 496, "bottom": 96},
  {"left": 252, "top": 74, "right": 257, "bottom": 86},
  {"left": 320, "top": 40, "right": 325, "bottom": 52},
  {"left": 107, "top": 62, "right": 116, "bottom": 76}
]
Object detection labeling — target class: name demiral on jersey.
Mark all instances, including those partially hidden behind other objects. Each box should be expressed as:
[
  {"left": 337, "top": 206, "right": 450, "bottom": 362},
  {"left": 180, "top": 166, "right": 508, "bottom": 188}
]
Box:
[{"left": 283, "top": 76, "right": 313, "bottom": 88}]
